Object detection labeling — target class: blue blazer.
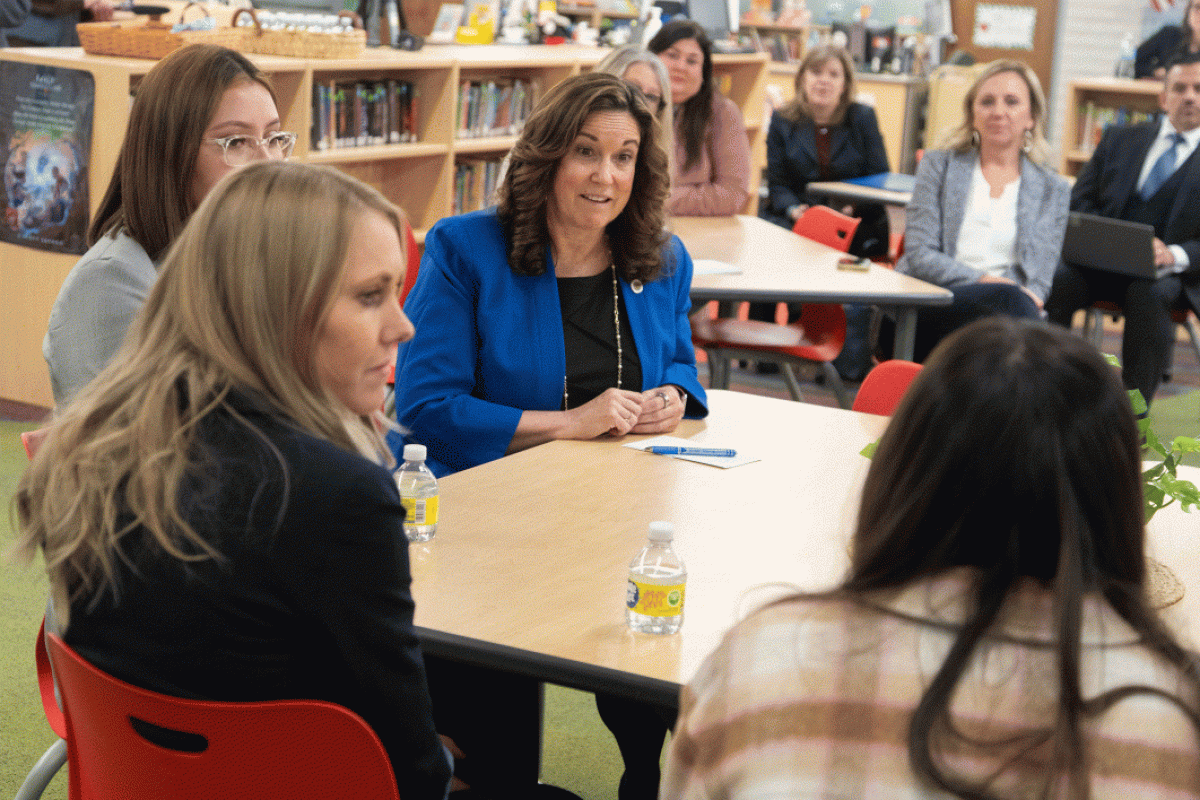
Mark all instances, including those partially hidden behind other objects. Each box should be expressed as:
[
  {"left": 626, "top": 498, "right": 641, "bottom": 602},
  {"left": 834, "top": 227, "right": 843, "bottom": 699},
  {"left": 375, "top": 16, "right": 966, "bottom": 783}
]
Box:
[
  {"left": 394, "top": 210, "right": 708, "bottom": 476},
  {"left": 897, "top": 149, "right": 1070, "bottom": 302}
]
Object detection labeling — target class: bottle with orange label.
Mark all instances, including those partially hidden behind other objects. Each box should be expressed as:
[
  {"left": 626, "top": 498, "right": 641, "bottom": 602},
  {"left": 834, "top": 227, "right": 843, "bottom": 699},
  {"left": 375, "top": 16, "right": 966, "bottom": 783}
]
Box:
[{"left": 626, "top": 521, "right": 686, "bottom": 634}]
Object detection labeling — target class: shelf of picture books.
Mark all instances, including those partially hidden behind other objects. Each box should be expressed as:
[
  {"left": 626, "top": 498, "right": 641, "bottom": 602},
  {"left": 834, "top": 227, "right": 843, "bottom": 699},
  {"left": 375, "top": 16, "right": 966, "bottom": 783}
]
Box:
[
  {"left": 455, "top": 75, "right": 537, "bottom": 139},
  {"left": 454, "top": 156, "right": 506, "bottom": 214},
  {"left": 1060, "top": 78, "right": 1163, "bottom": 178}
]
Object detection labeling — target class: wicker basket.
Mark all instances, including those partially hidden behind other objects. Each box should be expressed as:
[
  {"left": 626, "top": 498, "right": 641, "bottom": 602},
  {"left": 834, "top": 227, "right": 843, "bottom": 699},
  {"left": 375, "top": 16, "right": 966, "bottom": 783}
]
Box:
[
  {"left": 77, "top": 3, "right": 241, "bottom": 60},
  {"left": 232, "top": 8, "right": 366, "bottom": 59}
]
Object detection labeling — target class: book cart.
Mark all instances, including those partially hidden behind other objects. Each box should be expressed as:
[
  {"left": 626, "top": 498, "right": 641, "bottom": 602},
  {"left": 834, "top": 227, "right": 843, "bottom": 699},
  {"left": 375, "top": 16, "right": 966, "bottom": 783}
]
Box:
[{"left": 0, "top": 44, "right": 767, "bottom": 408}]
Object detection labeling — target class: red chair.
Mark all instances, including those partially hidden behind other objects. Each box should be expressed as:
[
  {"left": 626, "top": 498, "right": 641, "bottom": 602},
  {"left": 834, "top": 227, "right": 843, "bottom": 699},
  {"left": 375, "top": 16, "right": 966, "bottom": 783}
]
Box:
[
  {"left": 15, "top": 620, "right": 69, "bottom": 800},
  {"left": 851, "top": 359, "right": 922, "bottom": 416},
  {"left": 691, "top": 206, "right": 859, "bottom": 408},
  {"left": 385, "top": 219, "right": 422, "bottom": 416},
  {"left": 45, "top": 631, "right": 402, "bottom": 800},
  {"left": 21, "top": 428, "right": 48, "bottom": 460}
]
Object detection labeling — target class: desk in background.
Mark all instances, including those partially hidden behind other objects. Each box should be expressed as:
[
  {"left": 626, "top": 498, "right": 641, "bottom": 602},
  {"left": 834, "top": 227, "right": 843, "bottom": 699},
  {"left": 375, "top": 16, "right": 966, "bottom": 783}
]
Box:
[
  {"left": 806, "top": 172, "right": 915, "bottom": 208},
  {"left": 672, "top": 215, "right": 950, "bottom": 362}
]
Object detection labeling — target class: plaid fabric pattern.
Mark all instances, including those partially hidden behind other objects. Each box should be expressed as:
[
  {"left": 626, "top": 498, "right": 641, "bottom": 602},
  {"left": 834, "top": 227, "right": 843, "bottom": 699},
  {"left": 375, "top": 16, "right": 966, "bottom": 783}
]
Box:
[{"left": 661, "top": 571, "right": 1200, "bottom": 800}]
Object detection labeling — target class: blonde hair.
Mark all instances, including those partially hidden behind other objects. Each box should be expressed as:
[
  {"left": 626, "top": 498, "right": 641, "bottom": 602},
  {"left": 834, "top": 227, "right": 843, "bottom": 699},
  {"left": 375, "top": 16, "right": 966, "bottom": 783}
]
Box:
[
  {"left": 778, "top": 45, "right": 856, "bottom": 125},
  {"left": 16, "top": 161, "right": 406, "bottom": 626},
  {"left": 941, "top": 59, "right": 1050, "bottom": 165},
  {"left": 595, "top": 46, "right": 675, "bottom": 176}
]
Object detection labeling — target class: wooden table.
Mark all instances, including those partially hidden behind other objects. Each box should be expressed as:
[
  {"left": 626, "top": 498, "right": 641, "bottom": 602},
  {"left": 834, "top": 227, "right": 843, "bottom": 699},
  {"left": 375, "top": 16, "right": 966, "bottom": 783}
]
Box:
[
  {"left": 672, "top": 215, "right": 950, "bottom": 362},
  {"left": 410, "top": 388, "right": 1200, "bottom": 709},
  {"left": 806, "top": 172, "right": 916, "bottom": 207},
  {"left": 410, "top": 390, "right": 889, "bottom": 707}
]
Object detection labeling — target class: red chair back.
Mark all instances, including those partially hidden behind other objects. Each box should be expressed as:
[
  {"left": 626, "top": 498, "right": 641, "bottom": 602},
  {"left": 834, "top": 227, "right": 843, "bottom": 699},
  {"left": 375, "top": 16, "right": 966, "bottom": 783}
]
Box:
[
  {"left": 400, "top": 219, "right": 421, "bottom": 305},
  {"left": 852, "top": 359, "right": 922, "bottom": 416},
  {"left": 21, "top": 428, "right": 48, "bottom": 460},
  {"left": 792, "top": 206, "right": 861, "bottom": 253},
  {"left": 45, "top": 633, "right": 401, "bottom": 800}
]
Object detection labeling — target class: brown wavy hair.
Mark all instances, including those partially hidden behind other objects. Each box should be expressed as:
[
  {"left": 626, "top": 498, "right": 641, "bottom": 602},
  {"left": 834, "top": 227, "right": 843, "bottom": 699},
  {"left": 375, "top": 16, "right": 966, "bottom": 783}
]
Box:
[
  {"left": 497, "top": 72, "right": 670, "bottom": 284},
  {"left": 648, "top": 19, "right": 715, "bottom": 173},
  {"left": 89, "top": 44, "right": 276, "bottom": 259},
  {"left": 777, "top": 45, "right": 856, "bottom": 126}
]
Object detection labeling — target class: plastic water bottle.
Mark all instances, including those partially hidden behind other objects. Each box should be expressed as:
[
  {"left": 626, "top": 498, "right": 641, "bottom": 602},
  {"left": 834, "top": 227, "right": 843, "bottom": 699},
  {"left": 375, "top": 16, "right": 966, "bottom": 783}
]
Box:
[
  {"left": 396, "top": 444, "right": 438, "bottom": 542},
  {"left": 626, "top": 522, "right": 686, "bottom": 634},
  {"left": 1115, "top": 34, "right": 1135, "bottom": 79}
]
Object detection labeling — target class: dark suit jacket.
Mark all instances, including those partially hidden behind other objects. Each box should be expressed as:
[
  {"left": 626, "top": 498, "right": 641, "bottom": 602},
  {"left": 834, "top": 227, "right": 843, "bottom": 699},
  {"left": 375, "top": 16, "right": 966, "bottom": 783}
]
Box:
[
  {"left": 762, "top": 102, "right": 890, "bottom": 254},
  {"left": 63, "top": 391, "right": 452, "bottom": 800},
  {"left": 1072, "top": 120, "right": 1200, "bottom": 312}
]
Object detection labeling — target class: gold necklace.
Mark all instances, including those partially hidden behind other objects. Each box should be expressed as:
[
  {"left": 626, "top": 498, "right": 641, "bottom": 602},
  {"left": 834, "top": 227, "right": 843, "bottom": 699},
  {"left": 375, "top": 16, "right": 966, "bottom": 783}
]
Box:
[{"left": 562, "top": 265, "right": 621, "bottom": 411}]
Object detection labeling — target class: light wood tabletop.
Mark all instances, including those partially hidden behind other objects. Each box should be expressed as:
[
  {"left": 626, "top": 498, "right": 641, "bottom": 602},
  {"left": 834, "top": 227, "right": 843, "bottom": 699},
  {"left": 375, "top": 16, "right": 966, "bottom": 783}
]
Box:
[
  {"left": 410, "top": 390, "right": 888, "bottom": 705},
  {"left": 409, "top": 389, "right": 1200, "bottom": 707},
  {"left": 806, "top": 174, "right": 915, "bottom": 207},
  {"left": 671, "top": 215, "right": 950, "bottom": 361}
]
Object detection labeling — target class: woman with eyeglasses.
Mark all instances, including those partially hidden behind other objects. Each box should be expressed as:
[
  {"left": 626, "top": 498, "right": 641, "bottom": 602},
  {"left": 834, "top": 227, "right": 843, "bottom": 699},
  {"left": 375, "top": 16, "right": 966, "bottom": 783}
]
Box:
[
  {"left": 595, "top": 45, "right": 675, "bottom": 176},
  {"left": 43, "top": 44, "right": 294, "bottom": 408}
]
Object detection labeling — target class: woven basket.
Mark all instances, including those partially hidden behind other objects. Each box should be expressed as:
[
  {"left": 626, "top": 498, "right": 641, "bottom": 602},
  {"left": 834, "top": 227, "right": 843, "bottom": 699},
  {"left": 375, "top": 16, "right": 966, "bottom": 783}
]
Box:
[
  {"left": 233, "top": 8, "right": 366, "bottom": 59},
  {"left": 77, "top": 3, "right": 241, "bottom": 60}
]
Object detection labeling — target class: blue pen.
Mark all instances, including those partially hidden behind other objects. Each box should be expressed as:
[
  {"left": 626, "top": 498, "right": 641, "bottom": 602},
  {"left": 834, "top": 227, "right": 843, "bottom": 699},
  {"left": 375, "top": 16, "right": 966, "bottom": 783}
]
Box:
[{"left": 648, "top": 446, "right": 737, "bottom": 458}]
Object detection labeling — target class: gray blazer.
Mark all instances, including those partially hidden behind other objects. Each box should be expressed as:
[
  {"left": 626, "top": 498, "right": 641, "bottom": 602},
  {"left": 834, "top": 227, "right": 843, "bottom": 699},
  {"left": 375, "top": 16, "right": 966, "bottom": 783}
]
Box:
[
  {"left": 897, "top": 148, "right": 1070, "bottom": 302},
  {"left": 43, "top": 229, "right": 159, "bottom": 407}
]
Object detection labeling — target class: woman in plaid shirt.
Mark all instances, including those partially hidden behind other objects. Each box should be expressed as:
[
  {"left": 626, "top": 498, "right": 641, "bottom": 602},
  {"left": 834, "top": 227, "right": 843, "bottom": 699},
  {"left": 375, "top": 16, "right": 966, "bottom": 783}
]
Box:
[{"left": 663, "top": 316, "right": 1200, "bottom": 800}]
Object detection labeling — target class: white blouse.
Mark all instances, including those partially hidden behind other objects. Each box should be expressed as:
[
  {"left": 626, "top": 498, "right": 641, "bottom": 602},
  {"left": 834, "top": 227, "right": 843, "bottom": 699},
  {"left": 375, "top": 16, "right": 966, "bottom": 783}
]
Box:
[{"left": 955, "top": 163, "right": 1020, "bottom": 278}]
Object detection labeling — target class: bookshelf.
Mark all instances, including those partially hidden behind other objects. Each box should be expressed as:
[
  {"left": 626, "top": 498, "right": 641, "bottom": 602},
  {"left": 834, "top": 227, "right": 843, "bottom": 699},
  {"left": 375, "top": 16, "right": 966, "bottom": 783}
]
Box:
[
  {"left": 1060, "top": 77, "right": 1163, "bottom": 179},
  {"left": 0, "top": 44, "right": 767, "bottom": 408}
]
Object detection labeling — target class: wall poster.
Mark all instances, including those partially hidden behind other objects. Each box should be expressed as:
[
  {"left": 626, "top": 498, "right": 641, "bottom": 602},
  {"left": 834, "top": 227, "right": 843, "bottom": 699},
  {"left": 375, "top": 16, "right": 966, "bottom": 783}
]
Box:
[{"left": 0, "top": 62, "right": 95, "bottom": 256}]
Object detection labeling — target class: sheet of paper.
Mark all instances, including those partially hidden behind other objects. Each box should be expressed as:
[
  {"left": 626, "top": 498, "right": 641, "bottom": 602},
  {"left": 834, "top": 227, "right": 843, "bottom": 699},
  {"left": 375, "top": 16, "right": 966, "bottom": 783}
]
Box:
[
  {"left": 692, "top": 259, "right": 741, "bottom": 276},
  {"left": 623, "top": 435, "right": 759, "bottom": 469}
]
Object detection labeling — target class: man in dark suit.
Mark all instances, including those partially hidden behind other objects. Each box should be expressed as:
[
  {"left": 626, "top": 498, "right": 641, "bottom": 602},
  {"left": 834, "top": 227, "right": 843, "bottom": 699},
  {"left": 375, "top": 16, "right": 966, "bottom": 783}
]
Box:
[{"left": 1045, "top": 54, "right": 1200, "bottom": 405}]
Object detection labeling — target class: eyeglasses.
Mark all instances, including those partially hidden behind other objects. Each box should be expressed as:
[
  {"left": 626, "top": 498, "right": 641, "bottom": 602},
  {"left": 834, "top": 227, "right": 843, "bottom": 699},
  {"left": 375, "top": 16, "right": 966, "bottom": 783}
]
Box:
[{"left": 202, "top": 132, "right": 297, "bottom": 166}]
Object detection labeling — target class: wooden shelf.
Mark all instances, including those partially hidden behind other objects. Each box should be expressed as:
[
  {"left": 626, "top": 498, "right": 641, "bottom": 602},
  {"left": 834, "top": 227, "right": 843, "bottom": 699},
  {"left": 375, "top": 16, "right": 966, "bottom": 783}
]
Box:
[
  {"left": 0, "top": 44, "right": 767, "bottom": 408},
  {"left": 1060, "top": 77, "right": 1163, "bottom": 178}
]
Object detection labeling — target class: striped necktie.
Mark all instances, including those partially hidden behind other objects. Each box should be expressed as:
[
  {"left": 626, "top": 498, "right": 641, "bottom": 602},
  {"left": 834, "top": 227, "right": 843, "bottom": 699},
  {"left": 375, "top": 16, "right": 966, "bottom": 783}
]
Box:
[{"left": 1141, "top": 132, "right": 1185, "bottom": 200}]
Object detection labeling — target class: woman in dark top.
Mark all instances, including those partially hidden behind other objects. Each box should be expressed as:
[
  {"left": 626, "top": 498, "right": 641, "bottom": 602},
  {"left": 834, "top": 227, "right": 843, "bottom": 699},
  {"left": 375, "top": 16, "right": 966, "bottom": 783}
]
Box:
[
  {"left": 762, "top": 44, "right": 890, "bottom": 256},
  {"left": 16, "top": 161, "right": 452, "bottom": 800},
  {"left": 1136, "top": 0, "right": 1200, "bottom": 79},
  {"left": 755, "top": 44, "right": 890, "bottom": 379}
]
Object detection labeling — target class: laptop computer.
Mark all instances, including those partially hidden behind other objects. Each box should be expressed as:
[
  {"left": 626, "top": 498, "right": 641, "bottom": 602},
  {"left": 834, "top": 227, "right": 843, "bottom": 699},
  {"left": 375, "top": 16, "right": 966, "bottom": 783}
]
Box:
[{"left": 1061, "top": 212, "right": 1156, "bottom": 279}]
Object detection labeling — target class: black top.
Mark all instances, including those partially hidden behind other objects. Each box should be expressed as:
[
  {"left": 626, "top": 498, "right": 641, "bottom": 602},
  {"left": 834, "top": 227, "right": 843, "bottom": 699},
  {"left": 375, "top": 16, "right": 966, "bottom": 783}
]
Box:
[
  {"left": 557, "top": 267, "right": 642, "bottom": 409},
  {"left": 63, "top": 390, "right": 452, "bottom": 800},
  {"left": 1136, "top": 24, "right": 1190, "bottom": 79}
]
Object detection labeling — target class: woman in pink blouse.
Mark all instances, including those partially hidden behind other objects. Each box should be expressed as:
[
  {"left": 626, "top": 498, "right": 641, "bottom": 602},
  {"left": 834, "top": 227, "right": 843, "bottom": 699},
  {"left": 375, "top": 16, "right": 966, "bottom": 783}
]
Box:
[{"left": 648, "top": 20, "right": 751, "bottom": 216}]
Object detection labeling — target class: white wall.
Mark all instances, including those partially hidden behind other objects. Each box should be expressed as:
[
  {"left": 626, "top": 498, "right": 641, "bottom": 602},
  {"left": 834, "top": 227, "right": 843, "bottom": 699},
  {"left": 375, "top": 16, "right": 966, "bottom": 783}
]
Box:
[{"left": 1047, "top": 0, "right": 1146, "bottom": 165}]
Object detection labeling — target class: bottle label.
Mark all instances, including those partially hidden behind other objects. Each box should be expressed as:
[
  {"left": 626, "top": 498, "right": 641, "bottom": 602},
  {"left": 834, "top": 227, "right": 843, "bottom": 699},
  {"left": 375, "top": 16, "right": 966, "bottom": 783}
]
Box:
[
  {"left": 626, "top": 579, "right": 685, "bottom": 617},
  {"left": 401, "top": 496, "right": 439, "bottom": 525}
]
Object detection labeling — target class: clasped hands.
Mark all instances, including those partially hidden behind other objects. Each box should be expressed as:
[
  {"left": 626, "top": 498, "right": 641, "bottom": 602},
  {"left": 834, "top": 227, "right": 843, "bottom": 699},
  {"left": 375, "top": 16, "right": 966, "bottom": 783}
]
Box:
[{"left": 567, "top": 385, "right": 685, "bottom": 439}]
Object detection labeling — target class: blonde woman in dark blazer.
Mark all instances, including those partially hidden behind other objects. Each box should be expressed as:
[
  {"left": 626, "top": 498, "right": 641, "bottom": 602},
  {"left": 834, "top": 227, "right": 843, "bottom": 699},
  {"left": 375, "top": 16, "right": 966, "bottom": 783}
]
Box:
[{"left": 897, "top": 60, "right": 1069, "bottom": 361}]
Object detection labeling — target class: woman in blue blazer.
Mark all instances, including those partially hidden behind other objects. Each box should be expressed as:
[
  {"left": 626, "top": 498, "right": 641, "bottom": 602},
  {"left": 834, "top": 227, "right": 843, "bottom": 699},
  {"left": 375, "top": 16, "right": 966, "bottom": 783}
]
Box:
[
  {"left": 897, "top": 60, "right": 1069, "bottom": 362},
  {"left": 395, "top": 74, "right": 707, "bottom": 478}
]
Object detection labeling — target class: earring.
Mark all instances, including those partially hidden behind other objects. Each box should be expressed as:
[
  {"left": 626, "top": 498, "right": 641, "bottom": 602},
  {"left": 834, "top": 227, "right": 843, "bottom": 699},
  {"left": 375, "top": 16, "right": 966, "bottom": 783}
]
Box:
[
  {"left": 1022, "top": 129, "right": 1033, "bottom": 153},
  {"left": 971, "top": 129, "right": 980, "bottom": 148}
]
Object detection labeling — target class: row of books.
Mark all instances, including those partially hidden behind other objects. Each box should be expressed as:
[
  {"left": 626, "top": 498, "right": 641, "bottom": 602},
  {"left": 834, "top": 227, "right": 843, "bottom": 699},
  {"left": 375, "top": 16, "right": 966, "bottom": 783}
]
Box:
[
  {"left": 454, "top": 157, "right": 505, "bottom": 215},
  {"left": 1075, "top": 102, "right": 1160, "bottom": 153},
  {"left": 457, "top": 78, "right": 537, "bottom": 139},
  {"left": 311, "top": 79, "right": 419, "bottom": 151}
]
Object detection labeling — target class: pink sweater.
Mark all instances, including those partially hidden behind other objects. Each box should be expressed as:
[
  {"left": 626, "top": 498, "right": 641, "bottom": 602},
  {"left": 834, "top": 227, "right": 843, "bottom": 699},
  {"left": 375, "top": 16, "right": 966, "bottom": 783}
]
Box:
[{"left": 669, "top": 94, "right": 751, "bottom": 216}]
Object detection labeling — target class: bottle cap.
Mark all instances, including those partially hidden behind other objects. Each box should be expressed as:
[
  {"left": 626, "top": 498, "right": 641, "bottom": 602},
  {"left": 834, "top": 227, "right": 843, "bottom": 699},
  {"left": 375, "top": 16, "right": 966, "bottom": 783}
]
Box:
[
  {"left": 403, "top": 444, "right": 427, "bottom": 463},
  {"left": 648, "top": 521, "right": 673, "bottom": 542}
]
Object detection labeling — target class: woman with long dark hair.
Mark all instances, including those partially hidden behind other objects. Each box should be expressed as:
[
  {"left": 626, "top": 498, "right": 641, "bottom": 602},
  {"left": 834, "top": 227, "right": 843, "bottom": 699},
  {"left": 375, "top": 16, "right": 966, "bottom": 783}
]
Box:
[
  {"left": 1137, "top": 0, "right": 1200, "bottom": 79},
  {"left": 648, "top": 19, "right": 751, "bottom": 216},
  {"left": 662, "top": 316, "right": 1200, "bottom": 799}
]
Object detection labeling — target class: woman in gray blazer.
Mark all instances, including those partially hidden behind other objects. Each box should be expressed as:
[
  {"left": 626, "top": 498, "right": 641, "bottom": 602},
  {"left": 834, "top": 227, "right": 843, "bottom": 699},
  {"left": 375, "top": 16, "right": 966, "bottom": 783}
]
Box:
[{"left": 897, "top": 60, "right": 1069, "bottom": 361}]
